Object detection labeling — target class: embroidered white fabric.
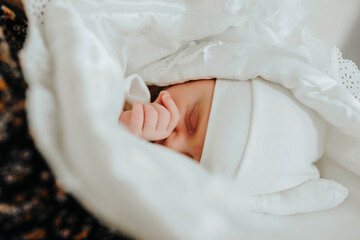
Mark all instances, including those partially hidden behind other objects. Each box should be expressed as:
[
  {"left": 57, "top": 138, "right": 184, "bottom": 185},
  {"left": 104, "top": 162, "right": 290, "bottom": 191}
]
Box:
[
  {"left": 21, "top": 0, "right": 57, "bottom": 150},
  {"left": 140, "top": 41, "right": 226, "bottom": 84},
  {"left": 28, "top": 0, "right": 51, "bottom": 25},
  {"left": 336, "top": 50, "right": 360, "bottom": 101},
  {"left": 141, "top": 42, "right": 267, "bottom": 85},
  {"left": 29, "top": 0, "right": 359, "bottom": 110},
  {"left": 144, "top": 28, "right": 360, "bottom": 102},
  {"left": 303, "top": 28, "right": 360, "bottom": 102}
]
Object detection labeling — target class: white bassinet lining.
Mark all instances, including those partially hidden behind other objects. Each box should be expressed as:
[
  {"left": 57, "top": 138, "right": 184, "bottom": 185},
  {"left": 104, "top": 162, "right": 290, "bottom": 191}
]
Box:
[{"left": 20, "top": 1, "right": 360, "bottom": 239}]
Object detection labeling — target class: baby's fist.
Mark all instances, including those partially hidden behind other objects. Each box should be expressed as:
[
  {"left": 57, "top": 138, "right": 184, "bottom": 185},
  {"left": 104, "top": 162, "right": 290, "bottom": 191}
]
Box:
[{"left": 119, "top": 91, "right": 180, "bottom": 141}]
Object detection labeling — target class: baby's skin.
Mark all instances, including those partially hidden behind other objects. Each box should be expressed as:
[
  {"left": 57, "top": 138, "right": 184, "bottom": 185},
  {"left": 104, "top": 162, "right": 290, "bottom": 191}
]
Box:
[
  {"left": 119, "top": 91, "right": 180, "bottom": 141},
  {"left": 119, "top": 79, "right": 216, "bottom": 162}
]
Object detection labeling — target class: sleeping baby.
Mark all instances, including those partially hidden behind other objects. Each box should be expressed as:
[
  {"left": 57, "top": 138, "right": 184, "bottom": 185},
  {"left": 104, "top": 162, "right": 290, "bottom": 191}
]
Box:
[
  {"left": 119, "top": 79, "right": 215, "bottom": 162},
  {"left": 119, "top": 75, "right": 327, "bottom": 191},
  {"left": 118, "top": 63, "right": 353, "bottom": 213}
]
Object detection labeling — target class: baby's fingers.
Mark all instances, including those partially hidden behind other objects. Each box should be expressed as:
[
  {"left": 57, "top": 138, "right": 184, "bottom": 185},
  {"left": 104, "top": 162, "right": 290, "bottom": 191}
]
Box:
[
  {"left": 162, "top": 91, "right": 180, "bottom": 131},
  {"left": 143, "top": 104, "right": 158, "bottom": 132},
  {"left": 154, "top": 91, "right": 166, "bottom": 105},
  {"left": 152, "top": 103, "right": 171, "bottom": 131},
  {"left": 129, "top": 102, "right": 144, "bottom": 136}
]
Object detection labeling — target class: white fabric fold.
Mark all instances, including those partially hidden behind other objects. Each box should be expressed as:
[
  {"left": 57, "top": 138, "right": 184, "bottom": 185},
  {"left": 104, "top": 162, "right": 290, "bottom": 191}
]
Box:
[{"left": 200, "top": 79, "right": 252, "bottom": 178}]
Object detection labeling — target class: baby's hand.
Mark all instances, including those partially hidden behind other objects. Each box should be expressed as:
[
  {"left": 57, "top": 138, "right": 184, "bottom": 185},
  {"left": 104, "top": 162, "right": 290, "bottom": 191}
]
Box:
[{"left": 119, "top": 91, "right": 180, "bottom": 141}]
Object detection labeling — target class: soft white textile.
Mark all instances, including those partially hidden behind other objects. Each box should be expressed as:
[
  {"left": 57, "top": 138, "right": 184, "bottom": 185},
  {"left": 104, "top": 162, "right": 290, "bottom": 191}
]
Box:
[
  {"left": 20, "top": 0, "right": 360, "bottom": 239},
  {"left": 202, "top": 77, "right": 327, "bottom": 195},
  {"left": 200, "top": 79, "right": 252, "bottom": 180}
]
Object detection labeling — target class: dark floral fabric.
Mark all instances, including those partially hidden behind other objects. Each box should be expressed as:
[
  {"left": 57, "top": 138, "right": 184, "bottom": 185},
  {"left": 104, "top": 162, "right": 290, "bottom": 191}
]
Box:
[{"left": 0, "top": 5, "right": 132, "bottom": 240}]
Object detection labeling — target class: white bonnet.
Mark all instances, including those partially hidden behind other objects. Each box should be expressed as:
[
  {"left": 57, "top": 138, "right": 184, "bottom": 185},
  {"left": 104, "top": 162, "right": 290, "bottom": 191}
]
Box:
[{"left": 200, "top": 77, "right": 326, "bottom": 195}]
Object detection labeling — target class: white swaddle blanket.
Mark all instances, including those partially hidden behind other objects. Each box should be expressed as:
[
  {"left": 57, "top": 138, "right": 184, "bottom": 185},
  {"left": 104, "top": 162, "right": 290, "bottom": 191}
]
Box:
[{"left": 20, "top": 0, "right": 360, "bottom": 239}]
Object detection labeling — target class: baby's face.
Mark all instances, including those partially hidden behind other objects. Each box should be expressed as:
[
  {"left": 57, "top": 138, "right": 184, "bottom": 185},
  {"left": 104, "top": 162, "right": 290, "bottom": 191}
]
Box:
[{"left": 154, "top": 79, "right": 216, "bottom": 162}]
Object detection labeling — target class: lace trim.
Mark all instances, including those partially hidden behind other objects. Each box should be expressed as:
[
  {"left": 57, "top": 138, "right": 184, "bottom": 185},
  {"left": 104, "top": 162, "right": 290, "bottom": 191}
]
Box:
[
  {"left": 303, "top": 28, "right": 360, "bottom": 102},
  {"left": 27, "top": 0, "right": 51, "bottom": 26},
  {"left": 336, "top": 49, "right": 360, "bottom": 101},
  {"left": 20, "top": 0, "right": 56, "bottom": 146},
  {"left": 21, "top": 0, "right": 53, "bottom": 88}
]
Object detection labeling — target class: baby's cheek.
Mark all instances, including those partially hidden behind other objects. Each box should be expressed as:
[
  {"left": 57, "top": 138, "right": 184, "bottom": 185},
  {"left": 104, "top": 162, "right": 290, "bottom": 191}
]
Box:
[{"left": 195, "top": 133, "right": 207, "bottom": 158}]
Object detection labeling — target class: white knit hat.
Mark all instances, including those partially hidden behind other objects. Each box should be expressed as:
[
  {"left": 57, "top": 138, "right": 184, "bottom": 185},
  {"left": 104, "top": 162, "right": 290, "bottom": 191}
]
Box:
[{"left": 200, "top": 77, "right": 326, "bottom": 195}]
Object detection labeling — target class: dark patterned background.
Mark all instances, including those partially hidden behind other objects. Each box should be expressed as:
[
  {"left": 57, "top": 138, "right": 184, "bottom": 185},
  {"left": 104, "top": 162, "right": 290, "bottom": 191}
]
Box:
[{"left": 0, "top": 4, "right": 133, "bottom": 240}]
